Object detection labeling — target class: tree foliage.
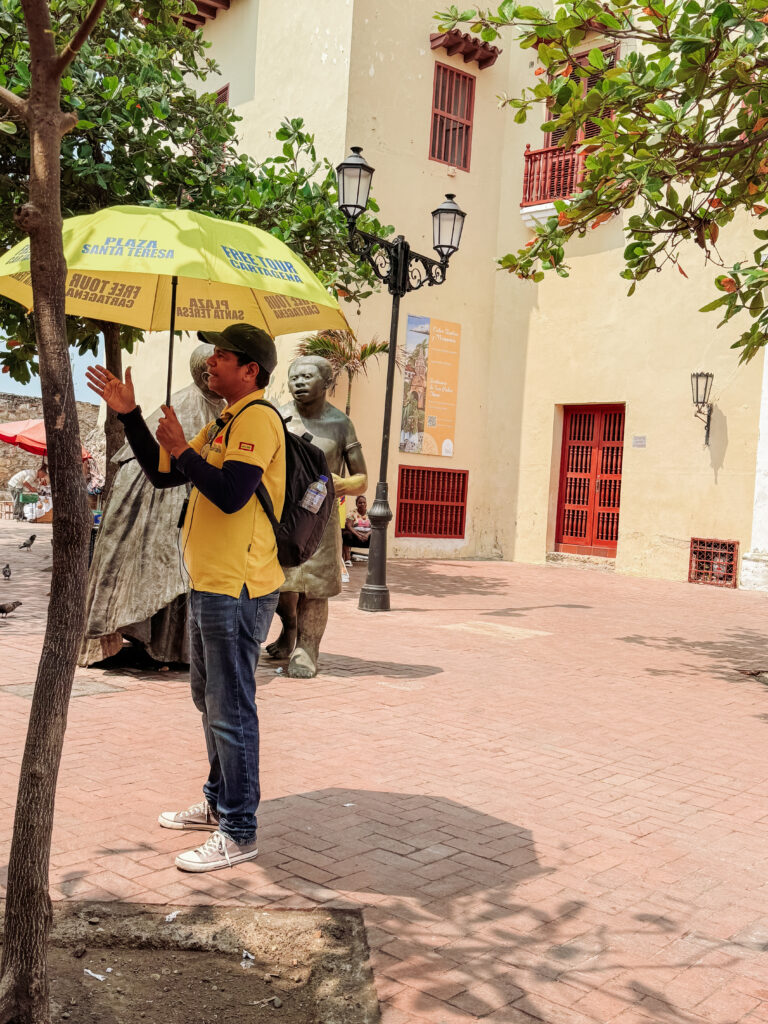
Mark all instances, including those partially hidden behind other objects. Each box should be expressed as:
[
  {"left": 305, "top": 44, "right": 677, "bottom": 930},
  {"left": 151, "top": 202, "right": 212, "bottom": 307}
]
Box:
[
  {"left": 436, "top": 0, "right": 768, "bottom": 360},
  {"left": 0, "top": 0, "right": 390, "bottom": 383}
]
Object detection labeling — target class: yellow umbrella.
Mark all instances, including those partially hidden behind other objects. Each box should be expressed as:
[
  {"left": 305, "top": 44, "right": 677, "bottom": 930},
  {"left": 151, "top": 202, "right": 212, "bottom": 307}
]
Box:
[
  {"left": 0, "top": 205, "right": 351, "bottom": 469},
  {"left": 0, "top": 204, "right": 351, "bottom": 406}
]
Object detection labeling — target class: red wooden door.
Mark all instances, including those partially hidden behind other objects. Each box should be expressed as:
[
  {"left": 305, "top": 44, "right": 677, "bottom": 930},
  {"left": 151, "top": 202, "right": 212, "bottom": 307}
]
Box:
[{"left": 555, "top": 405, "right": 625, "bottom": 556}]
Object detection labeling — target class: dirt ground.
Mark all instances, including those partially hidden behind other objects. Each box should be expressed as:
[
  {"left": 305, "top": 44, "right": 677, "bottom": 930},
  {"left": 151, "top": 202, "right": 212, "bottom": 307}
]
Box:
[{"left": 12, "top": 902, "right": 380, "bottom": 1024}]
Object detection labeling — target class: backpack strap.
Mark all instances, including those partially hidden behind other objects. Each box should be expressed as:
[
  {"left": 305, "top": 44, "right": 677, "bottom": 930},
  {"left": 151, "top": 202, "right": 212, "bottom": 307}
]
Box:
[{"left": 220, "top": 398, "right": 292, "bottom": 538}]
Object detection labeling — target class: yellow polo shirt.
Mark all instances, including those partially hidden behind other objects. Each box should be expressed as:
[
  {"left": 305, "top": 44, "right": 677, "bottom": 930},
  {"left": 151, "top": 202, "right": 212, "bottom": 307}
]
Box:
[{"left": 181, "top": 390, "right": 286, "bottom": 598}]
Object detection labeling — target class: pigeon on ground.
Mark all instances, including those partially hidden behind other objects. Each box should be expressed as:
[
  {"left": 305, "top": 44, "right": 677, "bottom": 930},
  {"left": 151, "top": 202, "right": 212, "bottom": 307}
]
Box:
[
  {"left": 0, "top": 601, "right": 22, "bottom": 617},
  {"left": 19, "top": 534, "right": 36, "bottom": 551},
  {"left": 2, "top": 564, "right": 10, "bottom": 580}
]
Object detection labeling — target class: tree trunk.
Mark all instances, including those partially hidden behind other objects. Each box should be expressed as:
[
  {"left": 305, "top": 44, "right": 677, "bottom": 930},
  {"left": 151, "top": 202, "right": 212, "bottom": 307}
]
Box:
[
  {"left": 101, "top": 321, "right": 123, "bottom": 500},
  {"left": 0, "top": 4, "right": 92, "bottom": 1022},
  {"left": 345, "top": 368, "right": 352, "bottom": 418}
]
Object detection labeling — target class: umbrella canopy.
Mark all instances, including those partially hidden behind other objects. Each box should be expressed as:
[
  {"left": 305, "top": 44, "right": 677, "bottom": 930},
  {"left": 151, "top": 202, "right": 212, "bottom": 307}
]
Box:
[
  {"left": 0, "top": 205, "right": 351, "bottom": 338},
  {"left": 0, "top": 419, "right": 89, "bottom": 460}
]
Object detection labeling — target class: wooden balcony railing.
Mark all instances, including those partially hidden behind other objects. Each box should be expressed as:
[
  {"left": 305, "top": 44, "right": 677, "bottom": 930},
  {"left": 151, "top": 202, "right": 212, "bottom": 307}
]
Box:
[{"left": 521, "top": 143, "right": 587, "bottom": 207}]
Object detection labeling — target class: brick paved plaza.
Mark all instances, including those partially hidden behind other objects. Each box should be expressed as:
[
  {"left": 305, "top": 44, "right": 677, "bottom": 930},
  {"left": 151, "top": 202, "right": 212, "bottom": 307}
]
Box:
[{"left": 1, "top": 521, "right": 767, "bottom": 1023}]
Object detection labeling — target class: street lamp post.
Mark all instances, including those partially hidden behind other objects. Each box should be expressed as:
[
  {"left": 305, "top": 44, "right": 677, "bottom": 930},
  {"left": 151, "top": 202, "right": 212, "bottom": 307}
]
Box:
[{"left": 336, "top": 146, "right": 466, "bottom": 612}]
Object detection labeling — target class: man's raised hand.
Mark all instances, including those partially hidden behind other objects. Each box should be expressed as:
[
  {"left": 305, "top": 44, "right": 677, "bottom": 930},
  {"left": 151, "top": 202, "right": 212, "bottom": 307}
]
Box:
[{"left": 86, "top": 365, "right": 137, "bottom": 415}]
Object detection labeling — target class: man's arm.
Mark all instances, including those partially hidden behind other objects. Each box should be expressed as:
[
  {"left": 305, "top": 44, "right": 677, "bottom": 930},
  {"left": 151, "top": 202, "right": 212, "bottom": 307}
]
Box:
[
  {"left": 118, "top": 407, "right": 187, "bottom": 489},
  {"left": 120, "top": 407, "right": 264, "bottom": 511},
  {"left": 87, "top": 364, "right": 186, "bottom": 489},
  {"left": 175, "top": 452, "right": 263, "bottom": 514}
]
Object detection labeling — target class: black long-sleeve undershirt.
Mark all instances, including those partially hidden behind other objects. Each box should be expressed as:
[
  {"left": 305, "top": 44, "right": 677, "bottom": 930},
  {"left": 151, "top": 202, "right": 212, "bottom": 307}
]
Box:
[{"left": 118, "top": 406, "right": 263, "bottom": 515}]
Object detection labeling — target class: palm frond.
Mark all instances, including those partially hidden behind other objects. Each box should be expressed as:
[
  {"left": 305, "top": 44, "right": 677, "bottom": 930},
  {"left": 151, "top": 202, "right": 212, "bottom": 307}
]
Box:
[{"left": 296, "top": 330, "right": 392, "bottom": 384}]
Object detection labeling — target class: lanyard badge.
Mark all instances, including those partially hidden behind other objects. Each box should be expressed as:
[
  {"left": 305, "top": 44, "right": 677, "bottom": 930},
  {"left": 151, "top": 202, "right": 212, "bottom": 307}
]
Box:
[{"left": 200, "top": 412, "right": 231, "bottom": 459}]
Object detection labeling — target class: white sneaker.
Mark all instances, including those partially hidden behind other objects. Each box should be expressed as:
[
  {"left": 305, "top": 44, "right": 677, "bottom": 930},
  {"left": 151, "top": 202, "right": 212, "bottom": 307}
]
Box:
[
  {"left": 158, "top": 800, "right": 218, "bottom": 831},
  {"left": 175, "top": 830, "right": 258, "bottom": 873},
  {"left": 341, "top": 569, "right": 350, "bottom": 582}
]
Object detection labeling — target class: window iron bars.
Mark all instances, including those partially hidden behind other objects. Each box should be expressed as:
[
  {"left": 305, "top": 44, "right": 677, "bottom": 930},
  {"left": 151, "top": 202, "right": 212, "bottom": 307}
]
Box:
[{"left": 396, "top": 466, "right": 468, "bottom": 538}]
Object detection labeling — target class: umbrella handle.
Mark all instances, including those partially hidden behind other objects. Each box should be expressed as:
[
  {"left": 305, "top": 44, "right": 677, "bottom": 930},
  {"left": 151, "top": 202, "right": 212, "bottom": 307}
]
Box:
[{"left": 159, "top": 271, "right": 179, "bottom": 475}]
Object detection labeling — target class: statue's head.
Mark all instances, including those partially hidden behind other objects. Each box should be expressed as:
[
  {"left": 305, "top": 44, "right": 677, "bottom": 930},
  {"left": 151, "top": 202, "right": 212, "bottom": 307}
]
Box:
[
  {"left": 288, "top": 355, "right": 333, "bottom": 406},
  {"left": 190, "top": 343, "right": 218, "bottom": 400}
]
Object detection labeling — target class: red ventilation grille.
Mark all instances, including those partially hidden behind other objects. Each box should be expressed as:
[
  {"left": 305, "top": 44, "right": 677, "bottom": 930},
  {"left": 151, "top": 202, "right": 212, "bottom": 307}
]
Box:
[
  {"left": 688, "top": 538, "right": 739, "bottom": 588},
  {"left": 396, "top": 466, "right": 468, "bottom": 538},
  {"left": 429, "top": 63, "right": 475, "bottom": 171}
]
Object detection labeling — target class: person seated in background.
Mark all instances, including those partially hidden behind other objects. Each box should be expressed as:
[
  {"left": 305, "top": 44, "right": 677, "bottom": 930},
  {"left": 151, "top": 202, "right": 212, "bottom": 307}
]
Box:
[
  {"left": 342, "top": 494, "right": 371, "bottom": 565},
  {"left": 8, "top": 462, "right": 46, "bottom": 520}
]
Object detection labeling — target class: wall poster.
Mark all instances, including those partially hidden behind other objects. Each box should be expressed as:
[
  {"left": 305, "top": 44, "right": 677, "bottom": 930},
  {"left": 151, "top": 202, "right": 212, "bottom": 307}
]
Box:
[{"left": 399, "top": 314, "right": 460, "bottom": 457}]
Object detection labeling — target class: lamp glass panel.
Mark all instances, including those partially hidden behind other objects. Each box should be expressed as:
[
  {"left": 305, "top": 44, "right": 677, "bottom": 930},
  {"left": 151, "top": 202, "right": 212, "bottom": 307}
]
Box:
[
  {"left": 691, "top": 372, "right": 713, "bottom": 406},
  {"left": 433, "top": 208, "right": 465, "bottom": 258},
  {"left": 338, "top": 164, "right": 372, "bottom": 219}
]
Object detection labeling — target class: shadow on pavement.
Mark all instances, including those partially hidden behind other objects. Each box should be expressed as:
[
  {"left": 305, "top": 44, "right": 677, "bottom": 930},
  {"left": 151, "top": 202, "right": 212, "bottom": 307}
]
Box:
[
  {"left": 618, "top": 628, "right": 768, "bottom": 684},
  {"left": 481, "top": 603, "right": 592, "bottom": 618},
  {"left": 384, "top": 561, "right": 510, "bottom": 598},
  {"left": 242, "top": 788, "right": 726, "bottom": 1022},
  {"left": 317, "top": 653, "right": 442, "bottom": 679},
  {"left": 256, "top": 653, "right": 443, "bottom": 685}
]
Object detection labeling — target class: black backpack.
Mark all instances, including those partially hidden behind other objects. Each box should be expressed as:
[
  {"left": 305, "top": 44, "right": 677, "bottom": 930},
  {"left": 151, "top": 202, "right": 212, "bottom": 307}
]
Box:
[{"left": 224, "top": 399, "right": 335, "bottom": 567}]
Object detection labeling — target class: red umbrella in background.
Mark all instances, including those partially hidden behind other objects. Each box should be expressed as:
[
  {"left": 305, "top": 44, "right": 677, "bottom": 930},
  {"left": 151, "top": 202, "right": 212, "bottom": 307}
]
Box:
[{"left": 0, "top": 419, "right": 90, "bottom": 460}]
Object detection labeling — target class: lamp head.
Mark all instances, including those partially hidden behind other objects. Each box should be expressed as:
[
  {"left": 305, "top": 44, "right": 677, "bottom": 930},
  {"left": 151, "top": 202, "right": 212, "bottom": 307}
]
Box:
[
  {"left": 691, "top": 371, "right": 714, "bottom": 408},
  {"left": 336, "top": 146, "right": 375, "bottom": 223},
  {"left": 432, "top": 194, "right": 466, "bottom": 260}
]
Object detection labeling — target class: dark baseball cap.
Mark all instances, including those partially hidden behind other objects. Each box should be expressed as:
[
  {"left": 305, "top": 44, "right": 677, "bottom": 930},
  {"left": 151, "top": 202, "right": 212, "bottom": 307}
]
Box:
[{"left": 198, "top": 323, "right": 278, "bottom": 374}]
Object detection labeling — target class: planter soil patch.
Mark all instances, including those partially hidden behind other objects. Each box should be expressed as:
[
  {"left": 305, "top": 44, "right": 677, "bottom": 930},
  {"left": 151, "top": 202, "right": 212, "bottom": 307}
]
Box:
[{"left": 2, "top": 901, "right": 380, "bottom": 1024}]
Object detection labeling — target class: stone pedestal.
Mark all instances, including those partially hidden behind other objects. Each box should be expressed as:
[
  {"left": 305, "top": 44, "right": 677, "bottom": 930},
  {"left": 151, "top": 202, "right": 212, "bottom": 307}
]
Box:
[{"left": 740, "top": 551, "right": 768, "bottom": 591}]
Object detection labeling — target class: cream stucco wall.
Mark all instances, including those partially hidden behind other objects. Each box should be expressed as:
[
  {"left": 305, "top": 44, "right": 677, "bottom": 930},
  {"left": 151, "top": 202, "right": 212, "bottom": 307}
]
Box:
[
  {"left": 515, "top": 214, "right": 764, "bottom": 581},
  {"left": 343, "top": 0, "right": 514, "bottom": 558},
  {"left": 203, "top": 0, "right": 354, "bottom": 164},
  {"left": 118, "top": 0, "right": 767, "bottom": 585}
]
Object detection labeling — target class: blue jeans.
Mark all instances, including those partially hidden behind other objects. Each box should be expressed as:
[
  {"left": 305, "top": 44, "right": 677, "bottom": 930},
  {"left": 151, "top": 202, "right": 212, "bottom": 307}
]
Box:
[{"left": 188, "top": 586, "right": 279, "bottom": 845}]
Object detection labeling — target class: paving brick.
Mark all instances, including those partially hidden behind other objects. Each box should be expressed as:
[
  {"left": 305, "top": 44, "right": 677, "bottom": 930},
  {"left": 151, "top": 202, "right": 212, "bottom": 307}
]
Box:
[
  {"left": 3, "top": 545, "right": 768, "bottom": 1024},
  {"left": 697, "top": 989, "right": 762, "bottom": 1023}
]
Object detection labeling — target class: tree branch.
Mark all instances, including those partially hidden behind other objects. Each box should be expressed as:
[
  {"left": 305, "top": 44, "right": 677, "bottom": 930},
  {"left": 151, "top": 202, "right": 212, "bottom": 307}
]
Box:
[
  {"left": 54, "top": 0, "right": 109, "bottom": 76},
  {"left": 0, "top": 86, "right": 27, "bottom": 122}
]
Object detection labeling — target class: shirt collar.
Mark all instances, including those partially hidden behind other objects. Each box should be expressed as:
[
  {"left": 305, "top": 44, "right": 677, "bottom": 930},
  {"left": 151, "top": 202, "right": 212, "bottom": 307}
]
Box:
[{"left": 223, "top": 389, "right": 267, "bottom": 418}]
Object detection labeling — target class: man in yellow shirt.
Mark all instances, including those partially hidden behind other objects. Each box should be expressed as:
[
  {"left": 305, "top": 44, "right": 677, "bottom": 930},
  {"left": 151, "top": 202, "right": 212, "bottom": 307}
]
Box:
[{"left": 87, "top": 324, "right": 285, "bottom": 872}]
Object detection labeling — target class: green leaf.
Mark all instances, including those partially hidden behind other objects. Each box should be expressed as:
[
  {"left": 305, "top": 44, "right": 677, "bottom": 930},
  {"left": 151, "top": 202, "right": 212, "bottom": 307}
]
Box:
[
  {"left": 700, "top": 296, "right": 730, "bottom": 312},
  {"left": 0, "top": 121, "right": 17, "bottom": 134},
  {"left": 102, "top": 75, "right": 119, "bottom": 98}
]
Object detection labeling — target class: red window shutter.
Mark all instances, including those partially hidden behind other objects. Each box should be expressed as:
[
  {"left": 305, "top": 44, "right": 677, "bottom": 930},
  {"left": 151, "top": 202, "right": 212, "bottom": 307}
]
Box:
[
  {"left": 546, "top": 47, "right": 616, "bottom": 147},
  {"left": 396, "top": 466, "right": 468, "bottom": 538},
  {"left": 429, "top": 62, "right": 475, "bottom": 171}
]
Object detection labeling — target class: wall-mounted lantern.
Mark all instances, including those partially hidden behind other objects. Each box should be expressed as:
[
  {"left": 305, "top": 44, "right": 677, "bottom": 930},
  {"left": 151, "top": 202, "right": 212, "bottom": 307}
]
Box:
[{"left": 691, "top": 371, "right": 714, "bottom": 446}]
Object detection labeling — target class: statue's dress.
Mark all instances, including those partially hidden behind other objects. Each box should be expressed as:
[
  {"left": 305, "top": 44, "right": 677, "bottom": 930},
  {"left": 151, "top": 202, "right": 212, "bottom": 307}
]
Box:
[{"left": 78, "top": 385, "right": 223, "bottom": 666}]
